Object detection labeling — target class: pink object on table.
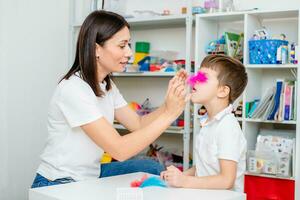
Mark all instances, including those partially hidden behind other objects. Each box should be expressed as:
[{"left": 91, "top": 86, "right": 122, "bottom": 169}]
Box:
[
  {"left": 130, "top": 174, "right": 148, "bottom": 187},
  {"left": 187, "top": 71, "right": 208, "bottom": 87}
]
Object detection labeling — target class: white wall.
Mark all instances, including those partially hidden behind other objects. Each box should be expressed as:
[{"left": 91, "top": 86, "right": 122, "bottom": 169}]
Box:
[
  {"left": 0, "top": 0, "right": 70, "bottom": 200},
  {"left": 0, "top": 0, "right": 299, "bottom": 200},
  {"left": 0, "top": 1, "right": 9, "bottom": 199}
]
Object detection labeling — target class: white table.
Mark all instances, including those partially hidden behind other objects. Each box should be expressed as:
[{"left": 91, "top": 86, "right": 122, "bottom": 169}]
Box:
[{"left": 29, "top": 172, "right": 246, "bottom": 200}]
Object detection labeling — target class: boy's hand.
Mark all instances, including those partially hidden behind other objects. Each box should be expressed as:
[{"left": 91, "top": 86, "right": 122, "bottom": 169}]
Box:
[{"left": 160, "top": 165, "right": 186, "bottom": 188}]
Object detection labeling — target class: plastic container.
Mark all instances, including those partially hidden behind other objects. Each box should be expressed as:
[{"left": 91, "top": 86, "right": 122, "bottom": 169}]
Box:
[{"left": 249, "top": 39, "right": 288, "bottom": 64}]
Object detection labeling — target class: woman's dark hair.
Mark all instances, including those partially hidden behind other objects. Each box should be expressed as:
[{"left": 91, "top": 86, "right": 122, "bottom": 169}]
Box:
[{"left": 61, "top": 10, "right": 130, "bottom": 97}]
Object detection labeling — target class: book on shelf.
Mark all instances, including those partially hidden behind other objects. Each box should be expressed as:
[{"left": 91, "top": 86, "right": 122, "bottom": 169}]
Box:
[
  {"left": 268, "top": 79, "right": 283, "bottom": 120},
  {"left": 250, "top": 87, "right": 274, "bottom": 119},
  {"left": 246, "top": 79, "right": 296, "bottom": 121}
]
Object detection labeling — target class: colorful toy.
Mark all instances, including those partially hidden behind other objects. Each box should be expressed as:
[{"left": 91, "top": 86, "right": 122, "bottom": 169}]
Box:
[
  {"left": 128, "top": 102, "right": 142, "bottom": 111},
  {"left": 100, "top": 152, "right": 112, "bottom": 164},
  {"left": 133, "top": 41, "right": 150, "bottom": 65},
  {"left": 130, "top": 174, "right": 167, "bottom": 188},
  {"left": 140, "top": 177, "right": 167, "bottom": 188},
  {"left": 205, "top": 35, "right": 226, "bottom": 54},
  {"left": 187, "top": 71, "right": 208, "bottom": 87},
  {"left": 130, "top": 174, "right": 148, "bottom": 187}
]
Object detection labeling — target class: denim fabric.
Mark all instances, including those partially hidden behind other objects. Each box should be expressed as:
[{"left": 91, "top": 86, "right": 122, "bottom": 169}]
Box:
[
  {"left": 31, "top": 159, "right": 164, "bottom": 188},
  {"left": 100, "top": 159, "right": 164, "bottom": 178},
  {"left": 31, "top": 173, "right": 75, "bottom": 188}
]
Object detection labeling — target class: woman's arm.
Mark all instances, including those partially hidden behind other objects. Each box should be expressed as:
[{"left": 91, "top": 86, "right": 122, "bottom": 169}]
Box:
[
  {"left": 115, "top": 70, "right": 188, "bottom": 131},
  {"left": 81, "top": 78, "right": 188, "bottom": 161},
  {"left": 82, "top": 112, "right": 175, "bottom": 161},
  {"left": 114, "top": 104, "right": 167, "bottom": 132}
]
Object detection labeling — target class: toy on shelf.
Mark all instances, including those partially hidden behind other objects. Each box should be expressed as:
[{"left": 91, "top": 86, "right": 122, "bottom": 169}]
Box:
[
  {"left": 219, "top": 0, "right": 235, "bottom": 12},
  {"left": 133, "top": 42, "right": 150, "bottom": 66},
  {"left": 130, "top": 174, "right": 167, "bottom": 188},
  {"left": 205, "top": 33, "right": 243, "bottom": 61},
  {"left": 133, "top": 10, "right": 161, "bottom": 18},
  {"left": 251, "top": 28, "right": 269, "bottom": 40},
  {"left": 233, "top": 101, "right": 243, "bottom": 118},
  {"left": 198, "top": 106, "right": 207, "bottom": 116},
  {"left": 174, "top": 59, "right": 195, "bottom": 72},
  {"left": 205, "top": 35, "right": 226, "bottom": 55},
  {"left": 289, "top": 43, "right": 298, "bottom": 64},
  {"left": 192, "top": 6, "right": 206, "bottom": 14},
  {"left": 224, "top": 32, "right": 244, "bottom": 60},
  {"left": 181, "top": 7, "right": 187, "bottom": 14},
  {"left": 204, "top": 0, "right": 219, "bottom": 13},
  {"left": 162, "top": 9, "right": 170, "bottom": 16}
]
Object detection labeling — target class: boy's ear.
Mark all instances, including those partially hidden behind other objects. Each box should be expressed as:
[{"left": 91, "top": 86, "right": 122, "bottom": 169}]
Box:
[{"left": 217, "top": 85, "right": 230, "bottom": 99}]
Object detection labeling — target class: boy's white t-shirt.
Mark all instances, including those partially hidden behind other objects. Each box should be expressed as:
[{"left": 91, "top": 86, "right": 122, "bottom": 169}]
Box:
[
  {"left": 37, "top": 73, "right": 127, "bottom": 181},
  {"left": 194, "top": 105, "right": 247, "bottom": 192}
]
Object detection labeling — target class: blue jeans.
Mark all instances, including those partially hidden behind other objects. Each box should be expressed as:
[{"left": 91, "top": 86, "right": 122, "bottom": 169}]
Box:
[{"left": 31, "top": 159, "right": 163, "bottom": 188}]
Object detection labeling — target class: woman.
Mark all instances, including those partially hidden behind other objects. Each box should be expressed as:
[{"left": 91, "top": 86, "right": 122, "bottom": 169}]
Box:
[{"left": 31, "top": 10, "right": 188, "bottom": 188}]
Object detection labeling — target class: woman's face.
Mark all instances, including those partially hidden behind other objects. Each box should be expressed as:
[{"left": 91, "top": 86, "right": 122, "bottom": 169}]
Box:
[{"left": 96, "top": 26, "right": 132, "bottom": 74}]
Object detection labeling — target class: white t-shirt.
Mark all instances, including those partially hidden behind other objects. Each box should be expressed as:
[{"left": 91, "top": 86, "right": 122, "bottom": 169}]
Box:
[
  {"left": 37, "top": 73, "right": 127, "bottom": 181},
  {"left": 194, "top": 105, "right": 247, "bottom": 192}
]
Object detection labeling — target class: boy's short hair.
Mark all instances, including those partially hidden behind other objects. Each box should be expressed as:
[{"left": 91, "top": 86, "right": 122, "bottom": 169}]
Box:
[{"left": 200, "top": 55, "right": 248, "bottom": 103}]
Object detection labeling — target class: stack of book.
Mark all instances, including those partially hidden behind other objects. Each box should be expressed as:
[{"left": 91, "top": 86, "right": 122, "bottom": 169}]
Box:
[{"left": 246, "top": 79, "right": 297, "bottom": 121}]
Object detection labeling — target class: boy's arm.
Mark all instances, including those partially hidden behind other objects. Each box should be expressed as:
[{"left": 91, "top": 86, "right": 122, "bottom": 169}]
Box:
[
  {"left": 182, "top": 159, "right": 237, "bottom": 189},
  {"left": 183, "top": 166, "right": 196, "bottom": 176}
]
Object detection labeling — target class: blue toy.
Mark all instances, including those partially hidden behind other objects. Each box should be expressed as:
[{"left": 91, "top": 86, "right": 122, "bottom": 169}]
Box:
[{"left": 139, "top": 176, "right": 167, "bottom": 188}]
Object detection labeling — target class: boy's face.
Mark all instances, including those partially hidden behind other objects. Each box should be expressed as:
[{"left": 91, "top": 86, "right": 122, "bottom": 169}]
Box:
[{"left": 191, "top": 67, "right": 221, "bottom": 104}]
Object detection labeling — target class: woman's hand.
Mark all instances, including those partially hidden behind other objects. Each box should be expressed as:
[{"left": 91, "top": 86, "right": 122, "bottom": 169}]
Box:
[
  {"left": 164, "top": 69, "right": 190, "bottom": 118},
  {"left": 161, "top": 165, "right": 186, "bottom": 188}
]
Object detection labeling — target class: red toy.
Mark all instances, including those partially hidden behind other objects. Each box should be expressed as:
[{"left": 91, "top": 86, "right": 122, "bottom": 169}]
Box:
[{"left": 130, "top": 174, "right": 148, "bottom": 187}]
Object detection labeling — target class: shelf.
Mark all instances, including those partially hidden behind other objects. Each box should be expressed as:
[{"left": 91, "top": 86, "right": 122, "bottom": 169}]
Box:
[
  {"left": 196, "top": 9, "right": 298, "bottom": 22},
  {"left": 246, "top": 64, "right": 298, "bottom": 69},
  {"left": 245, "top": 172, "right": 295, "bottom": 181},
  {"left": 247, "top": 9, "right": 299, "bottom": 20},
  {"left": 126, "top": 14, "right": 188, "bottom": 29},
  {"left": 196, "top": 11, "right": 245, "bottom": 22},
  {"left": 72, "top": 15, "right": 189, "bottom": 29},
  {"left": 112, "top": 71, "right": 176, "bottom": 77},
  {"left": 245, "top": 118, "right": 297, "bottom": 125},
  {"left": 113, "top": 123, "right": 185, "bottom": 134},
  {"left": 72, "top": 14, "right": 188, "bottom": 29}
]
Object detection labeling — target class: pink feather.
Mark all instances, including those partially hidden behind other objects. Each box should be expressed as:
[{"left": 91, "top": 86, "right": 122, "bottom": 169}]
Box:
[{"left": 187, "top": 71, "right": 208, "bottom": 87}]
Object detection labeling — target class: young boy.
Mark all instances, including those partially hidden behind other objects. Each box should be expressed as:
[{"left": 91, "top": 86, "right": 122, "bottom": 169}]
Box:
[{"left": 161, "top": 54, "right": 248, "bottom": 192}]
